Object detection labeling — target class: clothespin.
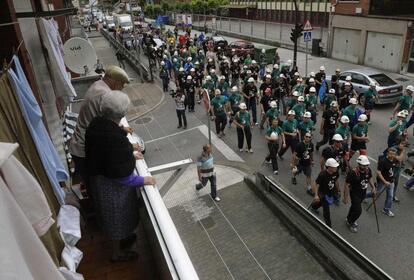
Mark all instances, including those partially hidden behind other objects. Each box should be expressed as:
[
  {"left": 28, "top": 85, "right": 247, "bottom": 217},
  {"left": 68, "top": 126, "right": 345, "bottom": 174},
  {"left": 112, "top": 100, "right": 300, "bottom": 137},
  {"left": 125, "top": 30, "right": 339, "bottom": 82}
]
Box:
[{"left": 2, "top": 58, "right": 7, "bottom": 72}]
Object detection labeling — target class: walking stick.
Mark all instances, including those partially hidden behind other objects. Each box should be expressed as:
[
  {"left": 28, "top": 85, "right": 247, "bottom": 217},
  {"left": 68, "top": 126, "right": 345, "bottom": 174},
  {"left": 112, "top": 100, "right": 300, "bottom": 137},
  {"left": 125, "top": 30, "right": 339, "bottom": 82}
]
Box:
[
  {"left": 366, "top": 184, "right": 386, "bottom": 211},
  {"left": 372, "top": 191, "right": 380, "bottom": 233}
]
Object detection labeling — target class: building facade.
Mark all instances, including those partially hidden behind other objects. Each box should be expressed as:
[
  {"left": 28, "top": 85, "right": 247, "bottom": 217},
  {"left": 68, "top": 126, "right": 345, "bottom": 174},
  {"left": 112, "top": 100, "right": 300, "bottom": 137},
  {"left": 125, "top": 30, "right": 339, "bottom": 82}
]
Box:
[{"left": 328, "top": 0, "right": 414, "bottom": 74}]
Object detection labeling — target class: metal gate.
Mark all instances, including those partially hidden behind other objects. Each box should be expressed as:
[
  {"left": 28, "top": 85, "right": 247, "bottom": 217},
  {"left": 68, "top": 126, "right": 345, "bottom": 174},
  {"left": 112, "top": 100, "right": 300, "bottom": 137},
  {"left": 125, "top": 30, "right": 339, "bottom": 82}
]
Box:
[{"left": 332, "top": 28, "right": 360, "bottom": 64}]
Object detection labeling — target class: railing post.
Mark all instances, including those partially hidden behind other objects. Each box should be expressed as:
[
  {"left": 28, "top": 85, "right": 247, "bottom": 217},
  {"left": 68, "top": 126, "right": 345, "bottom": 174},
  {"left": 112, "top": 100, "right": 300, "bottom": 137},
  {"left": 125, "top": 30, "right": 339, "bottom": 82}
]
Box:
[
  {"left": 239, "top": 19, "right": 241, "bottom": 33},
  {"left": 220, "top": 16, "right": 222, "bottom": 29},
  {"left": 265, "top": 20, "right": 267, "bottom": 39},
  {"left": 229, "top": 17, "right": 231, "bottom": 31}
]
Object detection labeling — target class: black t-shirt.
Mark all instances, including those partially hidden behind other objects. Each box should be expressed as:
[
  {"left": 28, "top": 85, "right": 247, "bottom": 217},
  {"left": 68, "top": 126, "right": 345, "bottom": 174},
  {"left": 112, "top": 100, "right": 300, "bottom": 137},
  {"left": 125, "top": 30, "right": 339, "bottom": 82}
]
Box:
[
  {"left": 322, "top": 145, "right": 345, "bottom": 165},
  {"left": 316, "top": 170, "right": 338, "bottom": 196},
  {"left": 377, "top": 157, "right": 397, "bottom": 183},
  {"left": 260, "top": 82, "right": 273, "bottom": 94},
  {"left": 346, "top": 168, "right": 372, "bottom": 193},
  {"left": 295, "top": 142, "right": 314, "bottom": 166},
  {"left": 322, "top": 109, "right": 339, "bottom": 130},
  {"left": 243, "top": 84, "right": 257, "bottom": 100},
  {"left": 260, "top": 94, "right": 274, "bottom": 113}
]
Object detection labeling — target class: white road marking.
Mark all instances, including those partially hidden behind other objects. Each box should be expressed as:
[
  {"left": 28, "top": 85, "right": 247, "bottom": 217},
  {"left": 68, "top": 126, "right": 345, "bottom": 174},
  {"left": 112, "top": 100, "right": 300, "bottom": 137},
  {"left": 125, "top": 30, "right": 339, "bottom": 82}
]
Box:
[
  {"left": 145, "top": 126, "right": 200, "bottom": 143},
  {"left": 198, "top": 125, "right": 245, "bottom": 162}
]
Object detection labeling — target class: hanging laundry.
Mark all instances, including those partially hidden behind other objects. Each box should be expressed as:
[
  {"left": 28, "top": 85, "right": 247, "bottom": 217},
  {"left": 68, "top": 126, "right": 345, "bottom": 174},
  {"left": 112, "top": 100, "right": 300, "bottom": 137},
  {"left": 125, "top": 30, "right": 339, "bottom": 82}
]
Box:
[
  {"left": 38, "top": 18, "right": 77, "bottom": 107},
  {"left": 8, "top": 56, "right": 68, "bottom": 205}
]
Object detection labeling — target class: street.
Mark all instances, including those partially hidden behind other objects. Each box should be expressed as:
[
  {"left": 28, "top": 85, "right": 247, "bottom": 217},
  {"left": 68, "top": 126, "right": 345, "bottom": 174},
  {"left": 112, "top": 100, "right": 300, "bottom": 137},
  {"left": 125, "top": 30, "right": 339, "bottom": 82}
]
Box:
[{"left": 91, "top": 28, "right": 414, "bottom": 279}]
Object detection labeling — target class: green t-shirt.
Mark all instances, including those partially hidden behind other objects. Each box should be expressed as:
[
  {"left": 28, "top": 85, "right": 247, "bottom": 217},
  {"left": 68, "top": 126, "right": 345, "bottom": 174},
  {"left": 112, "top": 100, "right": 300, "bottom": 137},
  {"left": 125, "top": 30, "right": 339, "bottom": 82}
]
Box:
[
  {"left": 288, "top": 98, "right": 297, "bottom": 109},
  {"left": 244, "top": 57, "right": 252, "bottom": 65},
  {"left": 271, "top": 70, "right": 280, "bottom": 79},
  {"left": 398, "top": 95, "right": 412, "bottom": 110},
  {"left": 282, "top": 119, "right": 298, "bottom": 133},
  {"left": 229, "top": 93, "right": 242, "bottom": 109},
  {"left": 298, "top": 120, "right": 315, "bottom": 133},
  {"left": 388, "top": 119, "right": 405, "bottom": 139},
  {"left": 305, "top": 94, "right": 318, "bottom": 112},
  {"left": 324, "top": 94, "right": 336, "bottom": 108},
  {"left": 352, "top": 123, "right": 369, "bottom": 140},
  {"left": 211, "top": 96, "right": 227, "bottom": 117},
  {"left": 342, "top": 105, "right": 356, "bottom": 121},
  {"left": 292, "top": 103, "right": 305, "bottom": 119},
  {"left": 266, "top": 108, "right": 280, "bottom": 122},
  {"left": 235, "top": 111, "right": 251, "bottom": 127},
  {"left": 292, "top": 84, "right": 305, "bottom": 94},
  {"left": 266, "top": 126, "right": 283, "bottom": 139},
  {"left": 217, "top": 82, "right": 229, "bottom": 94},
  {"left": 336, "top": 125, "right": 350, "bottom": 142},
  {"left": 363, "top": 88, "right": 378, "bottom": 105}
]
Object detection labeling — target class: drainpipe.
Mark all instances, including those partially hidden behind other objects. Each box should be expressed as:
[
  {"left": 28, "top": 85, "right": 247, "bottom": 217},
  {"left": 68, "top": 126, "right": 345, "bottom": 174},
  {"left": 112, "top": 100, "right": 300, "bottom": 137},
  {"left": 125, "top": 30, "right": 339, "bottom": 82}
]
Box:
[{"left": 326, "top": 0, "right": 338, "bottom": 57}]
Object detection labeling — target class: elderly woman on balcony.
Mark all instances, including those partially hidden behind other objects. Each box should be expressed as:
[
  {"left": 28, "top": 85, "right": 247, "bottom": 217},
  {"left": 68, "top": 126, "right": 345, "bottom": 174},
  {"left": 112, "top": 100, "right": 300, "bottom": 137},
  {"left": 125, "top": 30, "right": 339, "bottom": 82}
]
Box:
[{"left": 85, "top": 90, "right": 155, "bottom": 261}]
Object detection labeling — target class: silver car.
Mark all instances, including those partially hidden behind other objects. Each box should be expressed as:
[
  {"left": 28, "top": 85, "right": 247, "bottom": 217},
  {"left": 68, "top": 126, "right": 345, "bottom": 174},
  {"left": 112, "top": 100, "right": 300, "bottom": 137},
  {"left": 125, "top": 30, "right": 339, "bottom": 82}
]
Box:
[{"left": 336, "top": 69, "right": 403, "bottom": 105}]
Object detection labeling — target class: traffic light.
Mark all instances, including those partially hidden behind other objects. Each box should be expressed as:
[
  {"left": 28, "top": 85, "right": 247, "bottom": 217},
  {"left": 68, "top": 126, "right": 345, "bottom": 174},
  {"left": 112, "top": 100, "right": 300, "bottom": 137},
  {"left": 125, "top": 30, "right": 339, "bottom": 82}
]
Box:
[{"left": 290, "top": 23, "right": 304, "bottom": 42}]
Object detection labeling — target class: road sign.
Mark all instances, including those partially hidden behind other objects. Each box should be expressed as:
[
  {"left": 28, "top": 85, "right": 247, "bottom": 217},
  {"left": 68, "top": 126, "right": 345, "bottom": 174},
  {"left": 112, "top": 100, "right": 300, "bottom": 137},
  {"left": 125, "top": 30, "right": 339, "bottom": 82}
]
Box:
[
  {"left": 303, "top": 31, "right": 312, "bottom": 42},
  {"left": 303, "top": 20, "right": 313, "bottom": 31}
]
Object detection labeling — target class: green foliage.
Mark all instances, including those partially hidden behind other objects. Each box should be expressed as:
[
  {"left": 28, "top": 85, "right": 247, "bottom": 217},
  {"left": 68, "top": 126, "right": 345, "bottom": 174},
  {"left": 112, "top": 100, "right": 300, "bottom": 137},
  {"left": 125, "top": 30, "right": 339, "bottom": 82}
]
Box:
[
  {"left": 153, "top": 4, "right": 162, "bottom": 16},
  {"left": 145, "top": 4, "right": 154, "bottom": 17},
  {"left": 161, "top": 1, "right": 171, "bottom": 13}
]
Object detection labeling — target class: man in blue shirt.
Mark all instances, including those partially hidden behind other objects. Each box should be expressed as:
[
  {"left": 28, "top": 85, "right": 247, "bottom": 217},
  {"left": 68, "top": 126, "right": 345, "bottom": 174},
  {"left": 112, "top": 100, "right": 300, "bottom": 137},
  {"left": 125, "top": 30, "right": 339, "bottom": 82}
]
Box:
[{"left": 196, "top": 144, "right": 220, "bottom": 201}]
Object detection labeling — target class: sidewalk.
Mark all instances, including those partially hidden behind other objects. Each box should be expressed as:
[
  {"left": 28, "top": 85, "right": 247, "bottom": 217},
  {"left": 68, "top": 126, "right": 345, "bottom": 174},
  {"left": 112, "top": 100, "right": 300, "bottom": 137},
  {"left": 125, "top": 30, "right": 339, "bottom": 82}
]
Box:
[{"left": 87, "top": 30, "right": 165, "bottom": 121}]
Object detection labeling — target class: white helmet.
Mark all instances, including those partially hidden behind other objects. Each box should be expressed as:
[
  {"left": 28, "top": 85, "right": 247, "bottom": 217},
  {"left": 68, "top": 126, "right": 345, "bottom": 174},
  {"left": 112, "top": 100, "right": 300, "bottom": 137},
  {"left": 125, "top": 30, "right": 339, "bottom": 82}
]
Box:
[
  {"left": 297, "top": 77, "right": 303, "bottom": 82},
  {"left": 309, "top": 87, "right": 316, "bottom": 93},
  {"left": 407, "top": 85, "right": 414, "bottom": 92},
  {"left": 210, "top": 69, "right": 216, "bottom": 73},
  {"left": 340, "top": 116, "right": 350, "bottom": 123},
  {"left": 330, "top": 101, "right": 338, "bottom": 107},
  {"left": 248, "top": 77, "right": 255, "bottom": 83},
  {"left": 310, "top": 72, "right": 315, "bottom": 77},
  {"left": 303, "top": 111, "right": 311, "bottom": 118},
  {"left": 206, "top": 75, "right": 212, "bottom": 80},
  {"left": 357, "top": 155, "right": 370, "bottom": 166},
  {"left": 262, "top": 48, "right": 266, "bottom": 53},
  {"left": 294, "top": 72, "right": 300, "bottom": 76},
  {"left": 187, "top": 57, "right": 192, "bottom": 61},
  {"left": 215, "top": 89, "right": 221, "bottom": 95},
  {"left": 265, "top": 74, "right": 272, "bottom": 79},
  {"left": 320, "top": 66, "right": 325, "bottom": 71},
  {"left": 288, "top": 110, "right": 296, "bottom": 116},
  {"left": 293, "top": 91, "right": 300, "bottom": 97},
  {"left": 270, "top": 101, "right": 277, "bottom": 108},
  {"left": 332, "top": 134, "right": 344, "bottom": 141},
  {"left": 335, "top": 68, "right": 341, "bottom": 73},
  {"left": 208, "top": 58, "right": 213, "bottom": 62},
  {"left": 358, "top": 114, "right": 368, "bottom": 122},
  {"left": 397, "top": 111, "right": 406, "bottom": 118},
  {"left": 273, "top": 64, "right": 279, "bottom": 69},
  {"left": 346, "top": 76, "right": 352, "bottom": 81},
  {"left": 369, "top": 81, "right": 376, "bottom": 87},
  {"left": 195, "top": 61, "right": 200, "bottom": 65},
  {"left": 349, "top": 98, "right": 358, "bottom": 105},
  {"left": 231, "top": 86, "right": 238, "bottom": 92},
  {"left": 298, "top": 96, "right": 305, "bottom": 102},
  {"left": 309, "top": 78, "right": 315, "bottom": 83},
  {"left": 161, "top": 61, "right": 165, "bottom": 66},
  {"left": 325, "top": 158, "right": 339, "bottom": 168},
  {"left": 286, "top": 59, "right": 292, "bottom": 66},
  {"left": 329, "top": 88, "right": 335, "bottom": 94},
  {"left": 190, "top": 68, "right": 195, "bottom": 72},
  {"left": 402, "top": 109, "right": 409, "bottom": 117},
  {"left": 173, "top": 58, "right": 178, "bottom": 62},
  {"left": 344, "top": 82, "right": 351, "bottom": 86},
  {"left": 163, "top": 54, "right": 167, "bottom": 59},
  {"left": 239, "top": 103, "right": 247, "bottom": 109},
  {"left": 187, "top": 75, "right": 192, "bottom": 80},
  {"left": 279, "top": 74, "right": 285, "bottom": 78},
  {"left": 252, "top": 60, "right": 257, "bottom": 64},
  {"left": 220, "top": 75, "right": 226, "bottom": 80}
]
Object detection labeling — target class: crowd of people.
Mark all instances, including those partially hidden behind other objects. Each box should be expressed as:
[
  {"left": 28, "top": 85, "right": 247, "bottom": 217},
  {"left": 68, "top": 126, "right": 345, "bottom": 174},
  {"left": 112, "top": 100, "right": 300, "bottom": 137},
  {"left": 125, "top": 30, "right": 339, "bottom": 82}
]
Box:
[{"left": 147, "top": 26, "right": 414, "bottom": 233}]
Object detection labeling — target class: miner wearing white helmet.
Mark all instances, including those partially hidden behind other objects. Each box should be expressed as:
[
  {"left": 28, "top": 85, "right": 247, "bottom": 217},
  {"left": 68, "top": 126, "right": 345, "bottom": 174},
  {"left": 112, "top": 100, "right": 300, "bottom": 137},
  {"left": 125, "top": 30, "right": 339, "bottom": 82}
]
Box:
[
  {"left": 243, "top": 75, "right": 259, "bottom": 125},
  {"left": 387, "top": 110, "right": 407, "bottom": 148},
  {"left": 316, "top": 99, "right": 340, "bottom": 151},
  {"left": 362, "top": 81, "right": 379, "bottom": 124},
  {"left": 393, "top": 84, "right": 413, "bottom": 118},
  {"left": 336, "top": 115, "right": 351, "bottom": 149},
  {"left": 309, "top": 158, "right": 340, "bottom": 227},
  {"left": 277, "top": 110, "right": 299, "bottom": 159},
  {"left": 342, "top": 98, "right": 358, "bottom": 130},
  {"left": 264, "top": 118, "right": 286, "bottom": 175},
  {"left": 349, "top": 114, "right": 369, "bottom": 159},
  {"left": 320, "top": 133, "right": 347, "bottom": 177},
  {"left": 265, "top": 100, "right": 280, "bottom": 127},
  {"left": 323, "top": 88, "right": 337, "bottom": 112},
  {"left": 315, "top": 66, "right": 326, "bottom": 94},
  {"left": 228, "top": 86, "right": 242, "bottom": 126},
  {"left": 298, "top": 111, "right": 315, "bottom": 140},
  {"left": 291, "top": 95, "right": 306, "bottom": 121},
  {"left": 259, "top": 87, "right": 274, "bottom": 129},
  {"left": 230, "top": 57, "right": 241, "bottom": 85},
  {"left": 234, "top": 103, "right": 253, "bottom": 152},
  {"left": 343, "top": 155, "right": 376, "bottom": 233},
  {"left": 287, "top": 91, "right": 300, "bottom": 113},
  {"left": 291, "top": 131, "right": 314, "bottom": 194},
  {"left": 259, "top": 49, "right": 267, "bottom": 80},
  {"left": 184, "top": 75, "right": 196, "bottom": 112},
  {"left": 210, "top": 89, "right": 228, "bottom": 137},
  {"left": 160, "top": 60, "right": 170, "bottom": 92}
]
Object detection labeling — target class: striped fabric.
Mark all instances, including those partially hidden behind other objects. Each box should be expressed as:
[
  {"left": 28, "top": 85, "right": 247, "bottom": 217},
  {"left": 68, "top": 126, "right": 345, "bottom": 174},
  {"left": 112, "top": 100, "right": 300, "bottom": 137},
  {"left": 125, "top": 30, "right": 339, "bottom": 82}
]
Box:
[{"left": 62, "top": 111, "right": 78, "bottom": 172}]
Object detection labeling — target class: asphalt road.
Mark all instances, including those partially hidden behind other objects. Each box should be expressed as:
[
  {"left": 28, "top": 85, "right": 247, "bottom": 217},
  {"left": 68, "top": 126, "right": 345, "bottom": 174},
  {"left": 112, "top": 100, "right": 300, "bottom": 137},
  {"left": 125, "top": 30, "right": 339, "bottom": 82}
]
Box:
[{"left": 93, "top": 29, "right": 414, "bottom": 279}]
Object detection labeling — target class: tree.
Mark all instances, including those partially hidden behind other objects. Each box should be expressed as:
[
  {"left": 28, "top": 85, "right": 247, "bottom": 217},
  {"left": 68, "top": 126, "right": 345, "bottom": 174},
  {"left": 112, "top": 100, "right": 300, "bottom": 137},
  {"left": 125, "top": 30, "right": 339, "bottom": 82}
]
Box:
[
  {"left": 161, "top": 1, "right": 170, "bottom": 13},
  {"left": 145, "top": 4, "right": 154, "bottom": 17},
  {"left": 153, "top": 4, "right": 162, "bottom": 16}
]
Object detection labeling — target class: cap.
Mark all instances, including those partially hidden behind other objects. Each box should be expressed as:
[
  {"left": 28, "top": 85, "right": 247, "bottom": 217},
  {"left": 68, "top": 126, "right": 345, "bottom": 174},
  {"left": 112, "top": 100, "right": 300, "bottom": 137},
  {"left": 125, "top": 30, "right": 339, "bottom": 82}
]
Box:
[
  {"left": 340, "top": 115, "right": 350, "bottom": 123},
  {"left": 332, "top": 134, "right": 344, "bottom": 141},
  {"left": 293, "top": 91, "right": 300, "bottom": 97},
  {"left": 288, "top": 110, "right": 296, "bottom": 116},
  {"left": 320, "top": 66, "right": 325, "bottom": 71},
  {"left": 325, "top": 158, "right": 340, "bottom": 168},
  {"left": 309, "top": 87, "right": 316, "bottom": 93},
  {"left": 330, "top": 101, "right": 338, "bottom": 107},
  {"left": 303, "top": 111, "right": 311, "bottom": 118},
  {"left": 298, "top": 96, "right": 305, "bottom": 102},
  {"left": 239, "top": 103, "right": 247, "bottom": 109},
  {"left": 187, "top": 57, "right": 192, "bottom": 61},
  {"left": 346, "top": 76, "right": 352, "bottom": 81},
  {"left": 247, "top": 70, "right": 252, "bottom": 74},
  {"left": 407, "top": 85, "right": 414, "bottom": 92},
  {"left": 357, "top": 155, "right": 370, "bottom": 166},
  {"left": 329, "top": 88, "right": 335, "bottom": 94},
  {"left": 248, "top": 77, "right": 255, "bottom": 83},
  {"left": 358, "top": 114, "right": 368, "bottom": 121},
  {"left": 349, "top": 98, "right": 358, "bottom": 105},
  {"left": 208, "top": 58, "right": 213, "bottom": 62},
  {"left": 195, "top": 61, "right": 200, "bottom": 65},
  {"left": 231, "top": 86, "right": 238, "bottom": 92},
  {"left": 270, "top": 101, "right": 277, "bottom": 108},
  {"left": 309, "top": 78, "right": 315, "bottom": 83}
]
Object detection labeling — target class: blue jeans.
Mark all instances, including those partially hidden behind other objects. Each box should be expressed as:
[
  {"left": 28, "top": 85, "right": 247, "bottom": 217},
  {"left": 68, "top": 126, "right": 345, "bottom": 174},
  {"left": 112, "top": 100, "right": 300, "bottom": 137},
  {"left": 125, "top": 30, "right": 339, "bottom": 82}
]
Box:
[
  {"left": 406, "top": 113, "right": 414, "bottom": 129},
  {"left": 196, "top": 175, "right": 217, "bottom": 198},
  {"left": 404, "top": 177, "right": 414, "bottom": 189},
  {"left": 367, "top": 181, "right": 394, "bottom": 211}
]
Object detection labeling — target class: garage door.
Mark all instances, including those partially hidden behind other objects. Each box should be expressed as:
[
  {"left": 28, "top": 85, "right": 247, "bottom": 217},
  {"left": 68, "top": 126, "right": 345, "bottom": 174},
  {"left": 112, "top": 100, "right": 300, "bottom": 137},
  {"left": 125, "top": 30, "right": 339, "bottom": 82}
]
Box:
[
  {"left": 364, "top": 32, "right": 402, "bottom": 72},
  {"left": 332, "top": 28, "right": 360, "bottom": 64}
]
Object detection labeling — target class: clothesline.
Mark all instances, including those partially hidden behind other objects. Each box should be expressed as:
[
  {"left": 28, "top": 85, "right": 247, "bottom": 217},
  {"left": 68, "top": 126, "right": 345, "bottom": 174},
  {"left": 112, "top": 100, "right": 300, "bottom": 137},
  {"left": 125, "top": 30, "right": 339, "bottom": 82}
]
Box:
[
  {"left": 2, "top": 40, "right": 25, "bottom": 72},
  {"left": 0, "top": 21, "right": 19, "bottom": 27}
]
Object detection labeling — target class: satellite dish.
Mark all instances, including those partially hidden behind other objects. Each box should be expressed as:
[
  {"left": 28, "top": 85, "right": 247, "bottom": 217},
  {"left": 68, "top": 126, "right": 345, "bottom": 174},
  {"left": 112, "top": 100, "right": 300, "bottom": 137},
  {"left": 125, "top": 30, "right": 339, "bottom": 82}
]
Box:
[{"left": 63, "top": 37, "right": 97, "bottom": 74}]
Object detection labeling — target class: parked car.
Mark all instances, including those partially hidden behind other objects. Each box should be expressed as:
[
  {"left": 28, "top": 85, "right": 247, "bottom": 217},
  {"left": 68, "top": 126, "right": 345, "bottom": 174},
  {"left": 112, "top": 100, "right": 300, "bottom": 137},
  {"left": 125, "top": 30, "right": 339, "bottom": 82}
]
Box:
[
  {"left": 327, "top": 69, "right": 403, "bottom": 105},
  {"left": 226, "top": 40, "right": 256, "bottom": 59},
  {"left": 211, "top": 36, "right": 228, "bottom": 51}
]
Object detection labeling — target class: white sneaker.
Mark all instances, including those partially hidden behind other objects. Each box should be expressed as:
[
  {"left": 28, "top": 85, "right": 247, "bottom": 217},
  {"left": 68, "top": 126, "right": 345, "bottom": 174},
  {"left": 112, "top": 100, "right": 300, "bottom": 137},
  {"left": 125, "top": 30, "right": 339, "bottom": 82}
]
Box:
[
  {"left": 409, "top": 186, "right": 414, "bottom": 191},
  {"left": 239, "top": 149, "right": 244, "bottom": 152},
  {"left": 273, "top": 170, "right": 278, "bottom": 175},
  {"left": 249, "top": 149, "right": 254, "bottom": 153},
  {"left": 382, "top": 209, "right": 395, "bottom": 217},
  {"left": 214, "top": 196, "right": 221, "bottom": 202},
  {"left": 255, "top": 122, "right": 259, "bottom": 126}
]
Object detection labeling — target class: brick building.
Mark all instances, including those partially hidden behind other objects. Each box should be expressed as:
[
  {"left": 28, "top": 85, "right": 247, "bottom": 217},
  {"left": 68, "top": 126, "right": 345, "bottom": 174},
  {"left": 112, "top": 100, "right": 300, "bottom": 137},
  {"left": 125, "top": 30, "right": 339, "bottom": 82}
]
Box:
[{"left": 328, "top": 0, "right": 414, "bottom": 74}]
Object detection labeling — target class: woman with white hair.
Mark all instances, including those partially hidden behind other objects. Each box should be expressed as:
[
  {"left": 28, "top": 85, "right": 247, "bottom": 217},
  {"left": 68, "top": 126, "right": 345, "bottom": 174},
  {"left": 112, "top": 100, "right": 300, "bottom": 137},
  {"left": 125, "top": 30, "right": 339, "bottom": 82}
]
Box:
[{"left": 85, "top": 90, "right": 156, "bottom": 262}]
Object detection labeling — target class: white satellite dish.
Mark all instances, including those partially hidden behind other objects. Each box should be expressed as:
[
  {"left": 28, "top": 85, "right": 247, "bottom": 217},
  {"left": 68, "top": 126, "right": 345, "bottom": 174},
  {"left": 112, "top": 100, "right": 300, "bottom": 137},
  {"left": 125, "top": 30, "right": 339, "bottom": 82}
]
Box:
[{"left": 63, "top": 37, "right": 97, "bottom": 74}]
